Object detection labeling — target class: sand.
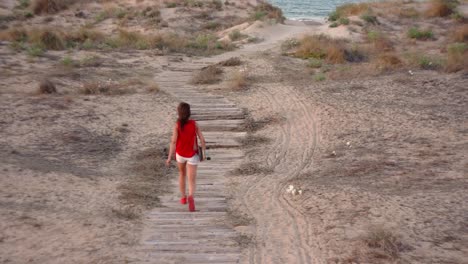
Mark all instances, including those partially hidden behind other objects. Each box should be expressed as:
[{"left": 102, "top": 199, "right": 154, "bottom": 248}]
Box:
[{"left": 1, "top": 0, "right": 467, "bottom": 263}]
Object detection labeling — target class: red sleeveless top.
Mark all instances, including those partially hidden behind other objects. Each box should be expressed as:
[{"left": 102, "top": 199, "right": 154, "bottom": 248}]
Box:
[{"left": 176, "top": 120, "right": 198, "bottom": 158}]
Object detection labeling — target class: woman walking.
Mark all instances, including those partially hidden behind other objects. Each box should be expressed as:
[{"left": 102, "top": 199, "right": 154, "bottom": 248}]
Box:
[{"left": 166, "top": 102, "right": 206, "bottom": 212}]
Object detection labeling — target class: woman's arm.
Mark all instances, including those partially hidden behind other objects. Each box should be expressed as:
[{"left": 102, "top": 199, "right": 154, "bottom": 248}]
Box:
[
  {"left": 166, "top": 124, "right": 177, "bottom": 166},
  {"left": 196, "top": 123, "right": 206, "bottom": 150}
]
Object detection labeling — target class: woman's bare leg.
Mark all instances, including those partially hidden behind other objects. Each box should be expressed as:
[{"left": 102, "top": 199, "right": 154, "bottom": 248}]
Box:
[
  {"left": 177, "top": 162, "right": 187, "bottom": 197},
  {"left": 187, "top": 164, "right": 198, "bottom": 197}
]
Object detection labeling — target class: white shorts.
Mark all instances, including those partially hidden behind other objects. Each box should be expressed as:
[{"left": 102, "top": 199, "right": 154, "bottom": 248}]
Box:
[{"left": 176, "top": 153, "right": 200, "bottom": 165}]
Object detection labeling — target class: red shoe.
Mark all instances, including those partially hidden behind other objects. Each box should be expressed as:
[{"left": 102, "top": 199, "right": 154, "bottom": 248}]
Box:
[
  {"left": 188, "top": 196, "right": 195, "bottom": 212},
  {"left": 180, "top": 196, "right": 187, "bottom": 204}
]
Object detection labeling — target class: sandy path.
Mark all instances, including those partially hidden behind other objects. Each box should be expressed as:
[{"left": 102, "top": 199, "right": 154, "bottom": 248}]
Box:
[
  {"left": 132, "top": 21, "right": 327, "bottom": 263},
  {"left": 131, "top": 58, "right": 248, "bottom": 263}
]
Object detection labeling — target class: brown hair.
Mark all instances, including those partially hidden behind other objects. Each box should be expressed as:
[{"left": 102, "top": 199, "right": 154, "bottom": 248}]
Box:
[{"left": 177, "top": 102, "right": 191, "bottom": 130}]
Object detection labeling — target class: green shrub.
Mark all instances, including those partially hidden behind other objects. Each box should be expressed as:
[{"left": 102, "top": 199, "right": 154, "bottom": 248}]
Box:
[
  {"left": 361, "top": 13, "right": 378, "bottom": 24},
  {"left": 329, "top": 22, "right": 339, "bottom": 28},
  {"left": 252, "top": 11, "right": 266, "bottom": 20},
  {"left": 314, "top": 73, "right": 326, "bottom": 82},
  {"left": 328, "top": 11, "right": 339, "bottom": 21},
  {"left": 339, "top": 17, "right": 350, "bottom": 25},
  {"left": 165, "top": 2, "right": 177, "bottom": 8},
  {"left": 17, "top": 0, "right": 30, "bottom": 9},
  {"left": 418, "top": 56, "right": 441, "bottom": 69},
  {"left": 27, "top": 45, "right": 44, "bottom": 56},
  {"left": 61, "top": 56, "right": 76, "bottom": 67},
  {"left": 308, "top": 58, "right": 323, "bottom": 68},
  {"left": 229, "top": 30, "right": 245, "bottom": 41},
  {"left": 408, "top": 27, "right": 434, "bottom": 40}
]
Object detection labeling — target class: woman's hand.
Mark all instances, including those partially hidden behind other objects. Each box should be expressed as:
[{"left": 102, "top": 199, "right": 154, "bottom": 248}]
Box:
[{"left": 165, "top": 158, "right": 171, "bottom": 167}]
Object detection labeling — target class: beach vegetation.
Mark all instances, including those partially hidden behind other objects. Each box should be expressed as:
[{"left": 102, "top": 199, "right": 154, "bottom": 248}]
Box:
[
  {"left": 446, "top": 42, "right": 467, "bottom": 72},
  {"left": 293, "top": 35, "right": 346, "bottom": 64},
  {"left": 329, "top": 22, "right": 339, "bottom": 28},
  {"left": 32, "top": 0, "right": 76, "bottom": 15},
  {"left": 362, "top": 226, "right": 403, "bottom": 259},
  {"left": 425, "top": 0, "right": 458, "bottom": 17},
  {"left": 450, "top": 24, "right": 468, "bottom": 42},
  {"left": 228, "top": 70, "right": 248, "bottom": 91},
  {"left": 399, "top": 7, "right": 420, "bottom": 19},
  {"left": 367, "top": 31, "right": 394, "bottom": 52},
  {"left": 314, "top": 73, "right": 326, "bottom": 82},
  {"left": 191, "top": 65, "right": 223, "bottom": 84},
  {"left": 38, "top": 79, "right": 57, "bottom": 94},
  {"left": 219, "top": 57, "right": 242, "bottom": 66},
  {"left": 308, "top": 58, "right": 323, "bottom": 68},
  {"left": 360, "top": 13, "right": 378, "bottom": 24},
  {"left": 252, "top": 3, "right": 284, "bottom": 23},
  {"left": 61, "top": 56, "right": 77, "bottom": 67},
  {"left": 339, "top": 17, "right": 350, "bottom": 25},
  {"left": 329, "top": 3, "right": 371, "bottom": 21},
  {"left": 407, "top": 27, "right": 434, "bottom": 40},
  {"left": 229, "top": 30, "right": 246, "bottom": 41},
  {"left": 376, "top": 53, "right": 402, "bottom": 71}
]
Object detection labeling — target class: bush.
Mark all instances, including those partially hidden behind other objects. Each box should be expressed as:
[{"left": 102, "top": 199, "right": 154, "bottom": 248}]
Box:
[
  {"left": 314, "top": 73, "right": 326, "bottom": 82},
  {"left": 408, "top": 27, "right": 434, "bottom": 40},
  {"left": 293, "top": 35, "right": 346, "bottom": 64},
  {"left": 219, "top": 57, "right": 242, "bottom": 66},
  {"left": 27, "top": 45, "right": 44, "bottom": 56},
  {"left": 450, "top": 24, "right": 468, "bottom": 42},
  {"left": 191, "top": 65, "right": 223, "bottom": 84},
  {"left": 252, "top": 3, "right": 284, "bottom": 23},
  {"left": 38, "top": 79, "right": 57, "bottom": 94},
  {"left": 426, "top": 0, "right": 457, "bottom": 17},
  {"left": 30, "top": 28, "right": 64, "bottom": 50},
  {"left": 367, "top": 31, "right": 394, "bottom": 51},
  {"left": 376, "top": 53, "right": 402, "bottom": 70},
  {"left": 228, "top": 71, "right": 248, "bottom": 91},
  {"left": 308, "top": 58, "right": 323, "bottom": 68},
  {"left": 339, "top": 17, "right": 350, "bottom": 25},
  {"left": 229, "top": 30, "right": 245, "bottom": 41},
  {"left": 446, "top": 42, "right": 467, "bottom": 72},
  {"left": 361, "top": 13, "right": 378, "bottom": 24},
  {"left": 61, "top": 56, "right": 76, "bottom": 67},
  {"left": 328, "top": 11, "right": 339, "bottom": 21},
  {"left": 32, "top": 0, "right": 76, "bottom": 15},
  {"left": 329, "top": 3, "right": 370, "bottom": 21},
  {"left": 329, "top": 22, "right": 339, "bottom": 28},
  {"left": 363, "top": 226, "right": 402, "bottom": 259}
]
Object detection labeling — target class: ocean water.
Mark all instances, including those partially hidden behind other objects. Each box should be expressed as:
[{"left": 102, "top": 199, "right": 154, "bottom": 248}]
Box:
[{"left": 267, "top": 0, "right": 370, "bottom": 20}]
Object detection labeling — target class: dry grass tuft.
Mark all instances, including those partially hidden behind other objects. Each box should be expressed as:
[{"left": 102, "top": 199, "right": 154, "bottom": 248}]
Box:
[
  {"left": 367, "top": 31, "right": 394, "bottom": 52},
  {"left": 230, "top": 162, "right": 273, "bottom": 176},
  {"left": 376, "top": 53, "right": 402, "bottom": 71},
  {"left": 425, "top": 0, "right": 456, "bottom": 17},
  {"left": 253, "top": 3, "right": 285, "bottom": 23},
  {"left": 337, "top": 3, "right": 371, "bottom": 17},
  {"left": 237, "top": 134, "right": 271, "bottom": 147},
  {"left": 219, "top": 57, "right": 242, "bottom": 67},
  {"left": 191, "top": 65, "right": 223, "bottom": 84},
  {"left": 110, "top": 206, "right": 141, "bottom": 220},
  {"left": 362, "top": 225, "right": 403, "bottom": 259},
  {"left": 329, "top": 3, "right": 371, "bottom": 21},
  {"left": 80, "top": 81, "right": 134, "bottom": 95},
  {"left": 445, "top": 42, "right": 468, "bottom": 72},
  {"left": 0, "top": 27, "right": 28, "bottom": 42},
  {"left": 294, "top": 35, "right": 346, "bottom": 64},
  {"left": 32, "top": 0, "right": 76, "bottom": 15},
  {"left": 450, "top": 24, "right": 468, "bottom": 42},
  {"left": 119, "top": 147, "right": 171, "bottom": 208},
  {"left": 38, "top": 79, "right": 57, "bottom": 94},
  {"left": 30, "top": 28, "right": 65, "bottom": 50},
  {"left": 228, "top": 71, "right": 248, "bottom": 91},
  {"left": 146, "top": 83, "right": 160, "bottom": 93}
]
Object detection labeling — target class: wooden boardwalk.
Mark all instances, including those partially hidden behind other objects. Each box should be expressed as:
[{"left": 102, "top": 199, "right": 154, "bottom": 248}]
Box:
[{"left": 137, "top": 58, "right": 245, "bottom": 263}]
